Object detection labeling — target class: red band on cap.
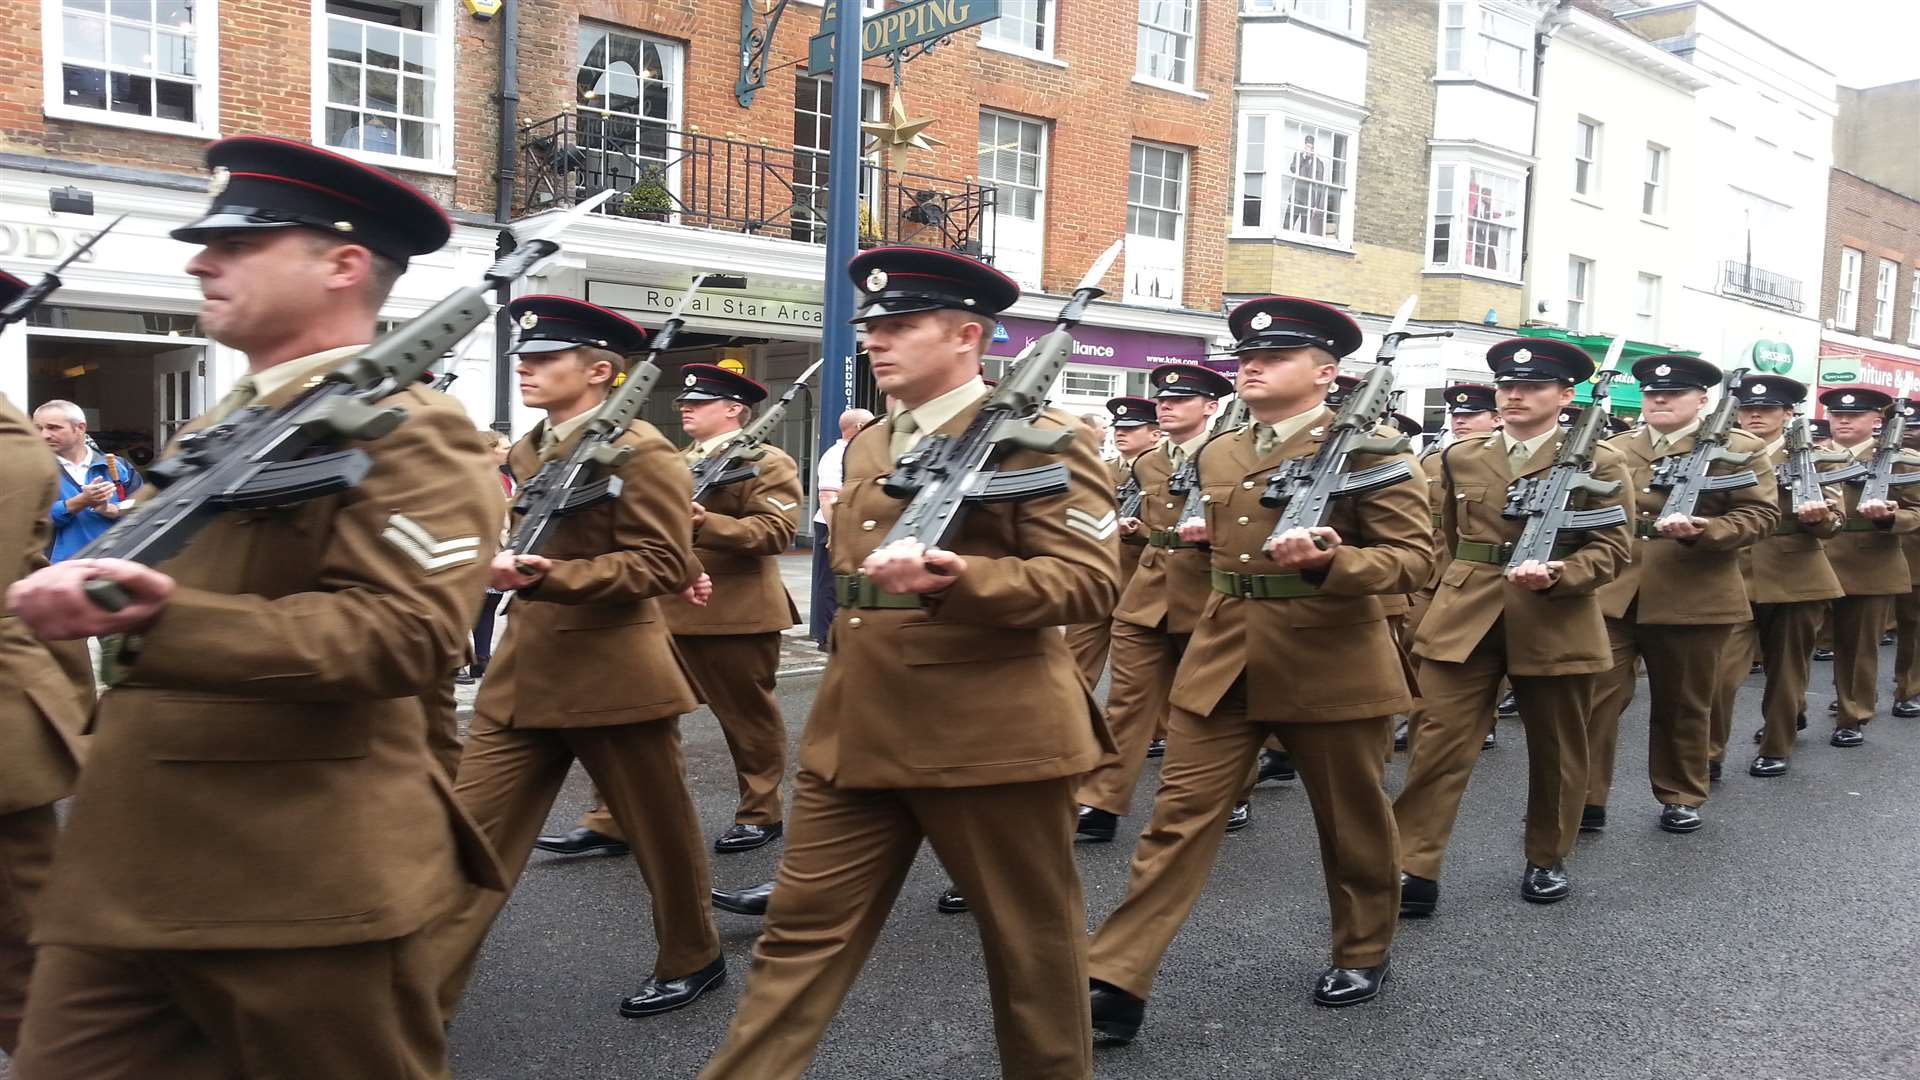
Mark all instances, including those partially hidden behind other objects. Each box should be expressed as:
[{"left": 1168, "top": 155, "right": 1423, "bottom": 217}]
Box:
[{"left": 228, "top": 171, "right": 375, "bottom": 211}]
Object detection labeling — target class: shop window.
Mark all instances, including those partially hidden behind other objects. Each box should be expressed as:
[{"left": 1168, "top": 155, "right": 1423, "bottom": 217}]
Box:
[
  {"left": 316, "top": 0, "right": 454, "bottom": 169},
  {"left": 46, "top": 0, "right": 219, "bottom": 135}
]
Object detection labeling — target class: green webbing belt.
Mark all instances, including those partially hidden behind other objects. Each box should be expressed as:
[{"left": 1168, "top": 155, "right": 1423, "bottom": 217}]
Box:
[
  {"left": 1148, "top": 528, "right": 1198, "bottom": 549},
  {"left": 1774, "top": 520, "right": 1805, "bottom": 536},
  {"left": 1841, "top": 518, "right": 1881, "bottom": 533},
  {"left": 1634, "top": 521, "right": 1663, "bottom": 539},
  {"left": 1453, "top": 540, "right": 1580, "bottom": 565},
  {"left": 1210, "top": 568, "right": 1321, "bottom": 599},
  {"left": 833, "top": 573, "right": 924, "bottom": 609}
]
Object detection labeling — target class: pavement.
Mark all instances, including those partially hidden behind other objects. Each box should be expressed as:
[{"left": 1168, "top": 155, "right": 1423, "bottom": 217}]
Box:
[{"left": 446, "top": 644, "right": 1920, "bottom": 1080}]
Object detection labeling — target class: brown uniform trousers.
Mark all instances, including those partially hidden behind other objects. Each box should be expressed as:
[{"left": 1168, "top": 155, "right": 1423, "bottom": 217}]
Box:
[
  {"left": 1894, "top": 532, "right": 1920, "bottom": 702},
  {"left": 1821, "top": 447, "right": 1920, "bottom": 730},
  {"left": 15, "top": 369, "right": 505, "bottom": 1079},
  {"left": 1062, "top": 456, "right": 1147, "bottom": 689},
  {"left": 1586, "top": 427, "right": 1776, "bottom": 810},
  {"left": 1088, "top": 411, "right": 1430, "bottom": 990},
  {"left": 1395, "top": 445, "right": 1449, "bottom": 756},
  {"left": 1075, "top": 439, "right": 1210, "bottom": 817},
  {"left": 1396, "top": 432, "right": 1631, "bottom": 879},
  {"left": 0, "top": 401, "right": 89, "bottom": 1054},
  {"left": 699, "top": 397, "right": 1119, "bottom": 1080},
  {"left": 1710, "top": 453, "right": 1844, "bottom": 762},
  {"left": 429, "top": 419, "right": 719, "bottom": 1017}
]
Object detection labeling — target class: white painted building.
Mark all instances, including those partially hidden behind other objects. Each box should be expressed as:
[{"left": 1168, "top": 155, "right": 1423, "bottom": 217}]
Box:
[
  {"left": 1615, "top": 0, "right": 1837, "bottom": 384},
  {"left": 1526, "top": 5, "right": 1705, "bottom": 351}
]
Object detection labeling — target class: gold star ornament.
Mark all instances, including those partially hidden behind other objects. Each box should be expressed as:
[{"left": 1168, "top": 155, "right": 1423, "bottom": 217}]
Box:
[{"left": 862, "top": 94, "right": 943, "bottom": 172}]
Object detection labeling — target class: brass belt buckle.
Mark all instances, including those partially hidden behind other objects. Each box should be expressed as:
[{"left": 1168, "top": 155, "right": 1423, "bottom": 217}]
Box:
[{"left": 1237, "top": 573, "right": 1257, "bottom": 599}]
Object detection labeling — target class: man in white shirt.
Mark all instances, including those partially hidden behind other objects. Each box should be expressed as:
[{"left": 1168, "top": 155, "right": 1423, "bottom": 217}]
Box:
[{"left": 809, "top": 407, "right": 873, "bottom": 646}]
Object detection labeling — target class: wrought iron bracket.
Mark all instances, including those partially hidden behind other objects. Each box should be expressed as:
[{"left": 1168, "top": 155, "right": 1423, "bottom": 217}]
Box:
[{"left": 736, "top": 0, "right": 792, "bottom": 108}]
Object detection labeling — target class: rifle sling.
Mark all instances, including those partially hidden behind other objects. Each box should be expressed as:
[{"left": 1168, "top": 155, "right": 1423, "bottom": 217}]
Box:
[{"left": 834, "top": 572, "right": 925, "bottom": 610}]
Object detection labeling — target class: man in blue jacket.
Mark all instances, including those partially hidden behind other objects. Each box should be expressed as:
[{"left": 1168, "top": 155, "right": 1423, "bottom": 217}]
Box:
[{"left": 34, "top": 399, "right": 142, "bottom": 561}]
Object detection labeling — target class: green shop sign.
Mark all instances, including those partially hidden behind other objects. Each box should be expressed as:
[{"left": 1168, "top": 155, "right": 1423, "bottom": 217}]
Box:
[
  {"left": 1748, "top": 339, "right": 1794, "bottom": 374},
  {"left": 1819, "top": 368, "right": 1859, "bottom": 384},
  {"left": 1519, "top": 328, "right": 1699, "bottom": 414},
  {"left": 808, "top": 0, "right": 1001, "bottom": 76}
]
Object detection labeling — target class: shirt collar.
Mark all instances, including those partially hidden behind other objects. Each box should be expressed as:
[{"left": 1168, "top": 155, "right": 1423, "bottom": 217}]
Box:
[
  {"left": 687, "top": 429, "right": 741, "bottom": 460},
  {"left": 540, "top": 409, "right": 596, "bottom": 453},
  {"left": 1265, "top": 405, "right": 1324, "bottom": 448},
  {"left": 1501, "top": 426, "right": 1558, "bottom": 461},
  {"left": 1761, "top": 436, "right": 1785, "bottom": 459},
  {"left": 896, "top": 376, "right": 988, "bottom": 442},
  {"left": 1841, "top": 438, "right": 1876, "bottom": 460},
  {"left": 245, "top": 345, "right": 367, "bottom": 403},
  {"left": 1649, "top": 418, "right": 1701, "bottom": 451}
]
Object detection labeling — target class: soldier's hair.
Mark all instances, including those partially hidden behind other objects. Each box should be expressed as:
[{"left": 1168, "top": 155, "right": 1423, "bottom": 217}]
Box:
[
  {"left": 937, "top": 308, "right": 996, "bottom": 355},
  {"left": 32, "top": 399, "right": 86, "bottom": 425},
  {"left": 305, "top": 232, "right": 404, "bottom": 309},
  {"left": 577, "top": 345, "right": 628, "bottom": 385}
]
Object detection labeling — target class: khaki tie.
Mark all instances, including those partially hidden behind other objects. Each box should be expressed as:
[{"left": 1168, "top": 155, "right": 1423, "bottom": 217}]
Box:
[
  {"left": 888, "top": 410, "right": 919, "bottom": 460},
  {"left": 200, "top": 374, "right": 258, "bottom": 426},
  {"left": 1508, "top": 439, "right": 1532, "bottom": 473},
  {"left": 1252, "top": 423, "right": 1279, "bottom": 458},
  {"left": 1168, "top": 443, "right": 1187, "bottom": 470}
]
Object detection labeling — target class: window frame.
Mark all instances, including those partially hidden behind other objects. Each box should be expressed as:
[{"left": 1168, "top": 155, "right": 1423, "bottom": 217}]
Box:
[
  {"left": 1642, "top": 143, "right": 1667, "bottom": 218},
  {"left": 978, "top": 109, "right": 1049, "bottom": 224},
  {"left": 1435, "top": 0, "right": 1535, "bottom": 97},
  {"left": 1835, "top": 247, "right": 1862, "bottom": 331},
  {"left": 1565, "top": 255, "right": 1593, "bottom": 333},
  {"left": 1127, "top": 140, "right": 1188, "bottom": 245},
  {"left": 790, "top": 76, "right": 885, "bottom": 245},
  {"left": 311, "top": 0, "right": 458, "bottom": 173},
  {"left": 42, "top": 0, "right": 222, "bottom": 137},
  {"left": 1232, "top": 106, "right": 1360, "bottom": 249},
  {"left": 1573, "top": 118, "right": 1599, "bottom": 198},
  {"left": 1425, "top": 156, "right": 1526, "bottom": 282},
  {"left": 1874, "top": 258, "right": 1898, "bottom": 339},
  {"left": 573, "top": 24, "right": 687, "bottom": 201},
  {"left": 1135, "top": 0, "right": 1197, "bottom": 91},
  {"left": 979, "top": 0, "right": 1057, "bottom": 60},
  {"left": 1909, "top": 271, "right": 1920, "bottom": 347},
  {"left": 1240, "top": 0, "right": 1362, "bottom": 35},
  {"left": 1634, "top": 271, "right": 1660, "bottom": 341}
]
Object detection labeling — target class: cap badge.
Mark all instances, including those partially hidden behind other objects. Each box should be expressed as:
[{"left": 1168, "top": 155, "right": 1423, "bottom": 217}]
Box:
[
  {"left": 207, "top": 166, "right": 230, "bottom": 197},
  {"left": 1842, "top": 394, "right": 1856, "bottom": 404},
  {"left": 518, "top": 311, "right": 539, "bottom": 330},
  {"left": 864, "top": 268, "right": 888, "bottom": 292},
  {"left": 1655, "top": 364, "right": 1672, "bottom": 377},
  {"left": 1513, "top": 348, "right": 1532, "bottom": 363},
  {"left": 1751, "top": 383, "right": 1766, "bottom": 395},
  {"left": 333, "top": 221, "right": 354, "bottom": 233},
  {"left": 1454, "top": 392, "right": 1467, "bottom": 403},
  {"left": 685, "top": 374, "right": 698, "bottom": 387},
  {"left": 1249, "top": 311, "right": 1273, "bottom": 331},
  {"left": 1166, "top": 372, "right": 1180, "bottom": 384}
]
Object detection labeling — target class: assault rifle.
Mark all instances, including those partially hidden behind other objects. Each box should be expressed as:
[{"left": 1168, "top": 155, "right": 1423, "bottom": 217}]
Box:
[
  {"left": 688, "top": 357, "right": 823, "bottom": 503},
  {"left": 1500, "top": 363, "right": 1629, "bottom": 570},
  {"left": 1259, "top": 295, "right": 1450, "bottom": 546},
  {"left": 1117, "top": 470, "right": 1144, "bottom": 520},
  {"left": 428, "top": 370, "right": 459, "bottom": 392},
  {"left": 1847, "top": 402, "right": 1920, "bottom": 504},
  {"left": 877, "top": 239, "right": 1123, "bottom": 548},
  {"left": 1650, "top": 366, "right": 1758, "bottom": 519},
  {"left": 1776, "top": 415, "right": 1864, "bottom": 509},
  {"left": 503, "top": 275, "right": 707, "bottom": 571},
  {"left": 0, "top": 214, "right": 126, "bottom": 334},
  {"left": 78, "top": 195, "right": 610, "bottom": 611},
  {"left": 1167, "top": 395, "right": 1249, "bottom": 525}
]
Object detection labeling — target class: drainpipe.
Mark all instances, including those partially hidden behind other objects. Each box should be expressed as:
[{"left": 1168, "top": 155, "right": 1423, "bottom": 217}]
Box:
[
  {"left": 1519, "top": 5, "right": 1566, "bottom": 334},
  {"left": 491, "top": 0, "right": 521, "bottom": 434}
]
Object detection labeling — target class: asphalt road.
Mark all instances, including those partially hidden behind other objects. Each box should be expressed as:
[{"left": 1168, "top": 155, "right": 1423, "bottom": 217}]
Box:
[{"left": 447, "top": 648, "right": 1920, "bottom": 1080}]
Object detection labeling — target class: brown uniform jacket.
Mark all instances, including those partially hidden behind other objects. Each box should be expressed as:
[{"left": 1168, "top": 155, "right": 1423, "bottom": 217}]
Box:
[
  {"left": 1417, "top": 443, "right": 1448, "bottom": 590},
  {"left": 1822, "top": 442, "right": 1920, "bottom": 596},
  {"left": 1743, "top": 445, "right": 1844, "bottom": 605},
  {"left": 1112, "top": 440, "right": 1210, "bottom": 634},
  {"left": 0, "top": 399, "right": 87, "bottom": 815},
  {"left": 802, "top": 400, "right": 1119, "bottom": 789},
  {"left": 1169, "top": 409, "right": 1432, "bottom": 723},
  {"left": 476, "top": 419, "right": 702, "bottom": 728},
  {"left": 1594, "top": 426, "right": 1778, "bottom": 624},
  {"left": 1113, "top": 456, "right": 1147, "bottom": 588},
  {"left": 1411, "top": 430, "right": 1632, "bottom": 675},
  {"left": 37, "top": 375, "right": 506, "bottom": 952},
  {"left": 662, "top": 443, "right": 802, "bottom": 635}
]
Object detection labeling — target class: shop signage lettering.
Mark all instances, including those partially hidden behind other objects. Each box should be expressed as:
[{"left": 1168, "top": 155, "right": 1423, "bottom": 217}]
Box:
[
  {"left": 1748, "top": 339, "right": 1793, "bottom": 374},
  {"left": 807, "top": 0, "right": 1001, "bottom": 76},
  {"left": 0, "top": 224, "right": 102, "bottom": 263},
  {"left": 587, "top": 280, "right": 824, "bottom": 329}
]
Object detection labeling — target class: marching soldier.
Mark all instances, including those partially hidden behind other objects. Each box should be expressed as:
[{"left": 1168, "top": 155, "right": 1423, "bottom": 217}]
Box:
[
  {"left": 1813, "top": 386, "right": 1920, "bottom": 748},
  {"left": 1395, "top": 340, "right": 1630, "bottom": 914},
  {"left": 1087, "top": 297, "right": 1430, "bottom": 1045},
  {"left": 664, "top": 364, "right": 803, "bottom": 852},
  {"left": 1063, "top": 395, "right": 1158, "bottom": 690},
  {"left": 1585, "top": 356, "right": 1776, "bottom": 835},
  {"left": 428, "top": 296, "right": 725, "bottom": 1020},
  {"left": 1722, "top": 376, "right": 1842, "bottom": 777},
  {"left": 698, "top": 247, "right": 1119, "bottom": 1080},
  {"left": 7, "top": 136, "right": 505, "bottom": 1076},
  {"left": 1890, "top": 399, "right": 1920, "bottom": 719},
  {"left": 1075, "top": 364, "right": 1239, "bottom": 845},
  {"left": 0, "top": 380, "right": 89, "bottom": 1054}
]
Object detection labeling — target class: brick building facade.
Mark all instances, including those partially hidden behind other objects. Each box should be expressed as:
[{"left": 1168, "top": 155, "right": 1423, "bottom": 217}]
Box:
[{"left": 1817, "top": 167, "right": 1920, "bottom": 407}]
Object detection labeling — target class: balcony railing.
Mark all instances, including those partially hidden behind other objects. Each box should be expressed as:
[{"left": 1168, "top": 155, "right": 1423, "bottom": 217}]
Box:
[
  {"left": 1721, "top": 261, "right": 1804, "bottom": 313},
  {"left": 518, "top": 112, "right": 995, "bottom": 260}
]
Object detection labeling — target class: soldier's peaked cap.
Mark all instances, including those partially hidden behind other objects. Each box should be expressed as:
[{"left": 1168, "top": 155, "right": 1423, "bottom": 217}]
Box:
[
  {"left": 170, "top": 136, "right": 451, "bottom": 266},
  {"left": 1631, "top": 353, "right": 1720, "bottom": 391},
  {"left": 1818, "top": 384, "right": 1893, "bottom": 413},
  {"left": 0, "top": 269, "right": 23, "bottom": 310},
  {"left": 1730, "top": 375, "right": 1807, "bottom": 408},
  {"left": 677, "top": 363, "right": 767, "bottom": 405},
  {"left": 1488, "top": 338, "right": 1595, "bottom": 384},
  {"left": 1445, "top": 383, "right": 1497, "bottom": 414},
  {"left": 1149, "top": 363, "right": 1233, "bottom": 400},
  {"left": 1107, "top": 396, "right": 1157, "bottom": 427},
  {"left": 1227, "top": 296, "right": 1364, "bottom": 358},
  {"left": 506, "top": 296, "right": 649, "bottom": 356},
  {"left": 847, "top": 247, "right": 1021, "bottom": 325}
]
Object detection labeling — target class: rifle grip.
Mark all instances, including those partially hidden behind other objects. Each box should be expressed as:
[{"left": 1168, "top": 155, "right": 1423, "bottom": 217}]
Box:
[
  {"left": 84, "top": 578, "right": 130, "bottom": 613},
  {"left": 1004, "top": 423, "right": 1074, "bottom": 454}
]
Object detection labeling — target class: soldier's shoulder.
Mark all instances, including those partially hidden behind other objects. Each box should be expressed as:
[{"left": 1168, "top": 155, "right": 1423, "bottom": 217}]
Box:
[
  {"left": 617, "top": 418, "right": 676, "bottom": 452},
  {"left": 1590, "top": 440, "right": 1629, "bottom": 466},
  {"left": 1601, "top": 427, "right": 1640, "bottom": 448},
  {"left": 380, "top": 386, "right": 489, "bottom": 453},
  {"left": 1033, "top": 405, "right": 1079, "bottom": 431},
  {"left": 1725, "top": 428, "right": 1767, "bottom": 451}
]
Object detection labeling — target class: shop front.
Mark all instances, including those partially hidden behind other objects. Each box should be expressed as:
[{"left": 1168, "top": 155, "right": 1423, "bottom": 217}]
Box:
[
  {"left": 983, "top": 315, "right": 1218, "bottom": 413},
  {"left": 1814, "top": 337, "right": 1920, "bottom": 416}
]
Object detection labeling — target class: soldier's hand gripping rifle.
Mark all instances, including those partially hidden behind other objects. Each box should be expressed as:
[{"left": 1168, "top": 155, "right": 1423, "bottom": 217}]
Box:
[
  {"left": 1259, "top": 295, "right": 1450, "bottom": 548},
  {"left": 877, "top": 239, "right": 1123, "bottom": 549},
  {"left": 1117, "top": 470, "right": 1144, "bottom": 520},
  {"left": 688, "top": 357, "right": 824, "bottom": 503},
  {"left": 1650, "top": 366, "right": 1758, "bottom": 519},
  {"left": 78, "top": 191, "right": 618, "bottom": 611},
  {"left": 0, "top": 214, "right": 126, "bottom": 335},
  {"left": 503, "top": 275, "right": 707, "bottom": 572},
  {"left": 1777, "top": 415, "right": 1865, "bottom": 509},
  {"left": 1166, "top": 396, "right": 1250, "bottom": 527},
  {"left": 1847, "top": 401, "right": 1920, "bottom": 505},
  {"left": 1500, "top": 362, "right": 1630, "bottom": 571}
]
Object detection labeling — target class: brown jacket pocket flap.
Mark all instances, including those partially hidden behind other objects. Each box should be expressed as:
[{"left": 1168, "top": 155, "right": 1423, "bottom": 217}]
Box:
[
  {"left": 898, "top": 622, "right": 1044, "bottom": 666},
  {"left": 146, "top": 698, "right": 370, "bottom": 762}
]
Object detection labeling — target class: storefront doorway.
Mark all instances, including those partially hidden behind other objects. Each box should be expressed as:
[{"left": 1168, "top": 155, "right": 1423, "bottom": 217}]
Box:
[{"left": 25, "top": 306, "right": 209, "bottom": 473}]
